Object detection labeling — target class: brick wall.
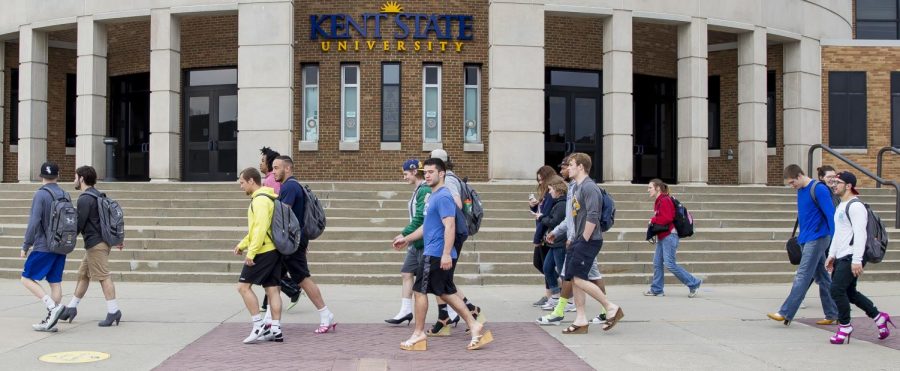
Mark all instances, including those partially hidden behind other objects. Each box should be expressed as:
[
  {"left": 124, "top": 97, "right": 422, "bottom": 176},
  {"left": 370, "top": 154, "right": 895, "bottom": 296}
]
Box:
[
  {"left": 822, "top": 46, "right": 900, "bottom": 187},
  {"left": 293, "top": 0, "right": 489, "bottom": 181}
]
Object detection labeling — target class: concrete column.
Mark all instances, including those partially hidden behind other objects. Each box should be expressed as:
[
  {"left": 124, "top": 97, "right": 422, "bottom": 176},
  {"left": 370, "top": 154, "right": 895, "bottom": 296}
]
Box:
[
  {"left": 602, "top": 10, "right": 633, "bottom": 183},
  {"left": 18, "top": 26, "right": 49, "bottom": 182},
  {"left": 237, "top": 0, "right": 294, "bottom": 171},
  {"left": 737, "top": 27, "right": 767, "bottom": 185},
  {"left": 676, "top": 18, "right": 708, "bottom": 185},
  {"left": 76, "top": 16, "right": 108, "bottom": 178},
  {"left": 783, "top": 37, "right": 822, "bottom": 171},
  {"left": 487, "top": 2, "right": 543, "bottom": 180},
  {"left": 0, "top": 42, "right": 5, "bottom": 182},
  {"left": 149, "top": 9, "right": 181, "bottom": 181}
]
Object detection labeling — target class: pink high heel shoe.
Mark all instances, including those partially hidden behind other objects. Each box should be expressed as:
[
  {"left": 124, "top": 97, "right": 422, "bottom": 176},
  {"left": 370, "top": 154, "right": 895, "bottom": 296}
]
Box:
[
  {"left": 830, "top": 324, "right": 852, "bottom": 344},
  {"left": 315, "top": 322, "right": 337, "bottom": 334},
  {"left": 876, "top": 312, "right": 896, "bottom": 340}
]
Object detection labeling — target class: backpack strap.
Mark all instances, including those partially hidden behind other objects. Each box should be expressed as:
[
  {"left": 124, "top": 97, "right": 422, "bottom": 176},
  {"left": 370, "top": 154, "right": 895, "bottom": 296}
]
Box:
[
  {"left": 806, "top": 180, "right": 829, "bottom": 223},
  {"left": 846, "top": 198, "right": 863, "bottom": 246}
]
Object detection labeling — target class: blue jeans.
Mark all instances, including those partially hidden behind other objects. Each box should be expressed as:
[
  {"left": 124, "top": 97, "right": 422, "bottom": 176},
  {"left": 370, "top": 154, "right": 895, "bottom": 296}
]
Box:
[
  {"left": 543, "top": 247, "right": 565, "bottom": 295},
  {"left": 778, "top": 236, "right": 838, "bottom": 320},
  {"left": 650, "top": 234, "right": 701, "bottom": 293}
]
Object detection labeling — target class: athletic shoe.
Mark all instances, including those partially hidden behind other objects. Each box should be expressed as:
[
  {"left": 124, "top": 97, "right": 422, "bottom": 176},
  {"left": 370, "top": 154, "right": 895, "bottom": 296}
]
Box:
[
  {"left": 532, "top": 296, "right": 548, "bottom": 307},
  {"left": 32, "top": 305, "right": 65, "bottom": 332},
  {"left": 269, "top": 325, "right": 283, "bottom": 342},
  {"left": 590, "top": 312, "right": 608, "bottom": 325},
  {"left": 243, "top": 321, "right": 267, "bottom": 344},
  {"left": 643, "top": 291, "right": 665, "bottom": 296},
  {"left": 540, "top": 298, "right": 559, "bottom": 311},
  {"left": 689, "top": 281, "right": 702, "bottom": 298},
  {"left": 536, "top": 314, "right": 564, "bottom": 325},
  {"left": 565, "top": 302, "right": 576, "bottom": 312}
]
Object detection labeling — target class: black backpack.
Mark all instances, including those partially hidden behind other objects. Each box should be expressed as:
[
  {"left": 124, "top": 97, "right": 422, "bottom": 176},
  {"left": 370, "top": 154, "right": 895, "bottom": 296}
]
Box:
[
  {"left": 41, "top": 187, "right": 78, "bottom": 255},
  {"left": 446, "top": 173, "right": 483, "bottom": 235},
  {"left": 670, "top": 196, "right": 695, "bottom": 238},
  {"left": 846, "top": 199, "right": 889, "bottom": 264},
  {"left": 83, "top": 191, "right": 126, "bottom": 247}
]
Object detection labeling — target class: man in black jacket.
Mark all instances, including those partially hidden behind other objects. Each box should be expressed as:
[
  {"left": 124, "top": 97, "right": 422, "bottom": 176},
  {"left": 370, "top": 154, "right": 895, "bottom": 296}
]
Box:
[{"left": 58, "top": 166, "right": 123, "bottom": 327}]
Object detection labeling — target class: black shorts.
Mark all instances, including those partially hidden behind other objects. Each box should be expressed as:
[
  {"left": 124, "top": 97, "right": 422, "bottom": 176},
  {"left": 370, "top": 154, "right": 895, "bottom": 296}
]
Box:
[
  {"left": 239, "top": 250, "right": 282, "bottom": 287},
  {"left": 282, "top": 245, "right": 312, "bottom": 284},
  {"left": 413, "top": 256, "right": 458, "bottom": 296},
  {"left": 563, "top": 239, "right": 602, "bottom": 281}
]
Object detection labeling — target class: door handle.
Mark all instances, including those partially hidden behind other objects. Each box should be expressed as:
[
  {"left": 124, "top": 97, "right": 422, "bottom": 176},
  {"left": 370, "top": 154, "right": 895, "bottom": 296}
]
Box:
[
  {"left": 208, "top": 141, "right": 213, "bottom": 151},
  {"left": 213, "top": 141, "right": 219, "bottom": 151}
]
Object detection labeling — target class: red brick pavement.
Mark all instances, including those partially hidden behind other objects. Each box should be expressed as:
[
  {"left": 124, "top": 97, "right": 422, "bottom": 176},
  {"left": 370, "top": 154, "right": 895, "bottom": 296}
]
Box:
[
  {"left": 796, "top": 317, "right": 899, "bottom": 349},
  {"left": 154, "top": 322, "right": 595, "bottom": 371}
]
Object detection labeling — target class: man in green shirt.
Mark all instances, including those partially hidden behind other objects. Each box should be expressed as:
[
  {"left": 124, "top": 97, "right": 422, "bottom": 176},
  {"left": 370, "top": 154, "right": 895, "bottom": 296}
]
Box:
[{"left": 388, "top": 160, "right": 431, "bottom": 324}]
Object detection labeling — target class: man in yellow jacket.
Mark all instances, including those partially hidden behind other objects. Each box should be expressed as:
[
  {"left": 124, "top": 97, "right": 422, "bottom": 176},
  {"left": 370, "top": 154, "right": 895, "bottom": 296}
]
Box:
[{"left": 235, "top": 167, "right": 283, "bottom": 344}]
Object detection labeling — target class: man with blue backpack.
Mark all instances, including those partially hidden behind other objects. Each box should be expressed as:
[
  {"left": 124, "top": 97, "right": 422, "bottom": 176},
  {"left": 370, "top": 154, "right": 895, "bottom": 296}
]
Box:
[
  {"left": 58, "top": 166, "right": 125, "bottom": 327},
  {"left": 21, "top": 162, "right": 75, "bottom": 332}
]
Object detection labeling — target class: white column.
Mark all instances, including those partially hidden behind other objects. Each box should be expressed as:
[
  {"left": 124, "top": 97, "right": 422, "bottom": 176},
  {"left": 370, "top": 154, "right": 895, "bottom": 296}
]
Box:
[
  {"left": 76, "top": 17, "right": 108, "bottom": 178},
  {"left": 237, "top": 0, "right": 294, "bottom": 171},
  {"left": 602, "top": 10, "right": 633, "bottom": 183},
  {"left": 676, "top": 18, "right": 708, "bottom": 185},
  {"left": 487, "top": 1, "right": 544, "bottom": 180},
  {"left": 149, "top": 9, "right": 181, "bottom": 181},
  {"left": 783, "top": 37, "right": 822, "bottom": 171},
  {"left": 737, "top": 27, "right": 767, "bottom": 185},
  {"left": 18, "top": 26, "right": 49, "bottom": 182},
  {"left": 0, "top": 42, "right": 5, "bottom": 182}
]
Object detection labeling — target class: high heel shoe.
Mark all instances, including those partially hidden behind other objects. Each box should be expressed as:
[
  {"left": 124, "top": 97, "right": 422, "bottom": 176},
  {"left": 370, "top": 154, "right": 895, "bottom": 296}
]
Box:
[
  {"left": 876, "top": 312, "right": 896, "bottom": 340},
  {"left": 385, "top": 313, "right": 413, "bottom": 326},
  {"left": 427, "top": 318, "right": 452, "bottom": 337},
  {"left": 830, "top": 324, "right": 852, "bottom": 344},
  {"left": 467, "top": 329, "right": 494, "bottom": 350},
  {"left": 562, "top": 324, "right": 588, "bottom": 334},
  {"left": 400, "top": 336, "right": 427, "bottom": 351},
  {"left": 58, "top": 307, "right": 78, "bottom": 323},
  {"left": 98, "top": 310, "right": 121, "bottom": 327},
  {"left": 315, "top": 323, "right": 337, "bottom": 334}
]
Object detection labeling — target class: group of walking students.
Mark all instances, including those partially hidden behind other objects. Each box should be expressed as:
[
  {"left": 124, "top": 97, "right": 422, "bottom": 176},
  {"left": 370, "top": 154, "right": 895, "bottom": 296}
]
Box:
[{"left": 15, "top": 149, "right": 894, "bottom": 348}]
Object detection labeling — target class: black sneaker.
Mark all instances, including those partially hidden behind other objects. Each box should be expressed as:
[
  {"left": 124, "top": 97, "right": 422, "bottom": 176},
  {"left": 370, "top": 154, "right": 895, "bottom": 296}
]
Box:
[{"left": 269, "top": 325, "right": 283, "bottom": 342}]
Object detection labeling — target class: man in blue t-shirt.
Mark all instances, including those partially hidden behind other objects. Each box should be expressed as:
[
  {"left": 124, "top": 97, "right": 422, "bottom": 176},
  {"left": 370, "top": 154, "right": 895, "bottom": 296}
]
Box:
[
  {"left": 393, "top": 158, "right": 493, "bottom": 351},
  {"left": 767, "top": 164, "right": 838, "bottom": 326}
]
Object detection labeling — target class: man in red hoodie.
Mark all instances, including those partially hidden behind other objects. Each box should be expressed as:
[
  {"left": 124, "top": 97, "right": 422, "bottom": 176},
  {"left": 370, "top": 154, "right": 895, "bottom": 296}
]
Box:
[{"left": 644, "top": 179, "right": 702, "bottom": 298}]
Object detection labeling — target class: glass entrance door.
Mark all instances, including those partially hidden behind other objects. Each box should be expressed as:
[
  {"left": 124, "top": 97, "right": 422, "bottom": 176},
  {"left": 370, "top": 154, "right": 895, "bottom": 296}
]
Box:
[
  {"left": 183, "top": 69, "right": 238, "bottom": 181},
  {"left": 109, "top": 73, "right": 150, "bottom": 181},
  {"left": 633, "top": 74, "right": 677, "bottom": 184},
  {"left": 545, "top": 70, "right": 603, "bottom": 181}
]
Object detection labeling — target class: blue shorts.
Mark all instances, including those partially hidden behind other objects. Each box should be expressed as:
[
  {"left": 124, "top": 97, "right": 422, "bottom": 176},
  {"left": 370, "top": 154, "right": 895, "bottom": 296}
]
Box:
[{"left": 22, "top": 251, "right": 67, "bottom": 283}]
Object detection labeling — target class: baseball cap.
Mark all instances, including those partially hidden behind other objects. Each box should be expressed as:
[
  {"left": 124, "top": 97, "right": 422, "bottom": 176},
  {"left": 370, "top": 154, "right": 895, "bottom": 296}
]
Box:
[
  {"left": 39, "top": 161, "right": 59, "bottom": 179},
  {"left": 835, "top": 171, "right": 859, "bottom": 195},
  {"left": 402, "top": 159, "right": 422, "bottom": 172},
  {"left": 430, "top": 149, "right": 449, "bottom": 162}
]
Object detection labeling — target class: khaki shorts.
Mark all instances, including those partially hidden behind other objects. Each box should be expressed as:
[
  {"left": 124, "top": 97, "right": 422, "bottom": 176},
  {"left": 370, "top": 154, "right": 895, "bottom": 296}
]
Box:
[{"left": 77, "top": 242, "right": 111, "bottom": 281}]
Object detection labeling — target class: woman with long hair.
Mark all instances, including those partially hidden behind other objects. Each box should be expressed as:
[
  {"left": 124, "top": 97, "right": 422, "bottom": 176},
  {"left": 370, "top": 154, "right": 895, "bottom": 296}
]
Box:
[
  {"left": 530, "top": 165, "right": 559, "bottom": 306},
  {"left": 644, "top": 179, "right": 702, "bottom": 298},
  {"left": 534, "top": 175, "right": 568, "bottom": 309}
]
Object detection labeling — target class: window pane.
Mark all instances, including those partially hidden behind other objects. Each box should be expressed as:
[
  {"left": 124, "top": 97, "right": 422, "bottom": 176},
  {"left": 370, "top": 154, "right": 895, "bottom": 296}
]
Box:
[
  {"left": 465, "top": 87, "right": 478, "bottom": 143},
  {"left": 10, "top": 68, "right": 18, "bottom": 145},
  {"left": 425, "top": 67, "right": 438, "bottom": 85},
  {"left": 189, "top": 69, "right": 237, "bottom": 86},
  {"left": 344, "top": 86, "right": 358, "bottom": 141},
  {"left": 383, "top": 64, "right": 400, "bottom": 85},
  {"left": 383, "top": 85, "right": 400, "bottom": 142},
  {"left": 424, "top": 86, "right": 439, "bottom": 142},
  {"left": 344, "top": 66, "right": 357, "bottom": 84},
  {"left": 304, "top": 86, "right": 319, "bottom": 142},
  {"left": 66, "top": 74, "right": 77, "bottom": 147},
  {"left": 767, "top": 71, "right": 776, "bottom": 148},
  {"left": 305, "top": 66, "right": 318, "bottom": 85},
  {"left": 574, "top": 98, "right": 597, "bottom": 144},
  {"left": 857, "top": 21, "right": 899, "bottom": 39},
  {"left": 829, "top": 72, "right": 868, "bottom": 148},
  {"left": 708, "top": 75, "right": 721, "bottom": 150},
  {"left": 465, "top": 66, "right": 478, "bottom": 86},
  {"left": 546, "top": 96, "right": 566, "bottom": 144},
  {"left": 858, "top": 0, "right": 898, "bottom": 20},
  {"left": 218, "top": 95, "right": 237, "bottom": 142},
  {"left": 893, "top": 95, "right": 900, "bottom": 147},
  {"left": 188, "top": 97, "right": 210, "bottom": 142},
  {"left": 550, "top": 70, "right": 600, "bottom": 88}
]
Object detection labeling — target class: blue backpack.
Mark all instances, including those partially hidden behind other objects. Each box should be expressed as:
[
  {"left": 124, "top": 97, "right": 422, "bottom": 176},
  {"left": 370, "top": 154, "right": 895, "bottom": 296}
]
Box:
[{"left": 598, "top": 187, "right": 616, "bottom": 232}]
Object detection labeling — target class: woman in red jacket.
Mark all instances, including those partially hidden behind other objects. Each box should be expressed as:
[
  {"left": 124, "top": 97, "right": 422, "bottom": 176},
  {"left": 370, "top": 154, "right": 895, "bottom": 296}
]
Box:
[{"left": 645, "top": 179, "right": 702, "bottom": 298}]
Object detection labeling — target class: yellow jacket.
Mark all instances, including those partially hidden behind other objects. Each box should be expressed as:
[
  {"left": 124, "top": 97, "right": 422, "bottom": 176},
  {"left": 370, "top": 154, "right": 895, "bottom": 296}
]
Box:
[{"left": 237, "top": 187, "right": 277, "bottom": 260}]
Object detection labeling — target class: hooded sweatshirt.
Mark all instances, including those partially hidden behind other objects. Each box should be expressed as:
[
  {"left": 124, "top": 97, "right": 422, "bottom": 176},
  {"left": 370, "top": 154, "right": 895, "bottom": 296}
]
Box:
[{"left": 237, "top": 187, "right": 277, "bottom": 260}]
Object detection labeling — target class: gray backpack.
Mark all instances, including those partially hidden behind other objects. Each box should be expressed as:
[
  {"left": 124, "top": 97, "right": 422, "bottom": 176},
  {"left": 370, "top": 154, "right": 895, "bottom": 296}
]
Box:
[
  {"left": 83, "top": 192, "right": 126, "bottom": 247},
  {"left": 846, "top": 199, "right": 889, "bottom": 264},
  {"left": 290, "top": 179, "right": 327, "bottom": 240},
  {"left": 41, "top": 187, "right": 78, "bottom": 255},
  {"left": 253, "top": 193, "right": 302, "bottom": 255}
]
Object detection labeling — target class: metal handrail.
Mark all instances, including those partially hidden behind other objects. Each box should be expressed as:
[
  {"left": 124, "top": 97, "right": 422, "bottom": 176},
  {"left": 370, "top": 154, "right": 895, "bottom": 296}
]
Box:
[
  {"left": 876, "top": 146, "right": 900, "bottom": 188},
  {"left": 808, "top": 144, "right": 900, "bottom": 228}
]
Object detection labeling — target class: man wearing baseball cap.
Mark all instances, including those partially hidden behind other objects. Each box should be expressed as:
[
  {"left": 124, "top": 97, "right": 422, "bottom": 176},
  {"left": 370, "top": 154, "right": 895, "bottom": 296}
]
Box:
[
  {"left": 387, "top": 159, "right": 431, "bottom": 325},
  {"left": 825, "top": 171, "right": 893, "bottom": 344},
  {"left": 21, "top": 161, "right": 69, "bottom": 332}
]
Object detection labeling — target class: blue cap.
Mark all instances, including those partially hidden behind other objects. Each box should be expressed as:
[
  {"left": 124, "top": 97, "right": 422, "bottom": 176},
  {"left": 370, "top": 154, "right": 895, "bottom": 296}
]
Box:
[{"left": 402, "top": 159, "right": 422, "bottom": 172}]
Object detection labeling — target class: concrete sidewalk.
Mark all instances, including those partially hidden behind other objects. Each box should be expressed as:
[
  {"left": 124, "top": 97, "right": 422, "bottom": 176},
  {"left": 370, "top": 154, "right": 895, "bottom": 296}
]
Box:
[{"left": 0, "top": 279, "right": 898, "bottom": 370}]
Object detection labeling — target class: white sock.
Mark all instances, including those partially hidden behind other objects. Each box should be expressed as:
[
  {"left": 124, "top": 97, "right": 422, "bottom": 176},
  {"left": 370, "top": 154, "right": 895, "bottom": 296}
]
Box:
[
  {"left": 876, "top": 314, "right": 887, "bottom": 326},
  {"left": 106, "top": 299, "right": 119, "bottom": 314},
  {"left": 42, "top": 295, "right": 56, "bottom": 310},
  {"left": 264, "top": 307, "right": 273, "bottom": 322},
  {"left": 271, "top": 320, "right": 281, "bottom": 327},
  {"left": 447, "top": 305, "right": 458, "bottom": 320},
  {"left": 399, "top": 298, "right": 413, "bottom": 315},
  {"left": 251, "top": 314, "right": 262, "bottom": 323},
  {"left": 318, "top": 306, "right": 333, "bottom": 324},
  {"left": 68, "top": 297, "right": 81, "bottom": 308}
]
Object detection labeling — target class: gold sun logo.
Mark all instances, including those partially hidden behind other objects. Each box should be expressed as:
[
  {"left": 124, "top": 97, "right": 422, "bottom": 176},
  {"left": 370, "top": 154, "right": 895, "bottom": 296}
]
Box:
[{"left": 381, "top": 1, "right": 403, "bottom": 14}]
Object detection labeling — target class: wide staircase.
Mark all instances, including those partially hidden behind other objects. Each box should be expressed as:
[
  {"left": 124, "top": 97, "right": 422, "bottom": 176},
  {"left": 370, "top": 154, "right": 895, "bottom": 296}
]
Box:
[{"left": 0, "top": 182, "right": 898, "bottom": 285}]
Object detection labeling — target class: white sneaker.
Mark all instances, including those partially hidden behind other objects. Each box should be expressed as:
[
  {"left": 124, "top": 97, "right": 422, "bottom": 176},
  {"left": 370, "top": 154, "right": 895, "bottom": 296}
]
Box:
[
  {"left": 32, "top": 305, "right": 65, "bottom": 332},
  {"left": 540, "top": 298, "right": 559, "bottom": 311},
  {"left": 243, "top": 321, "right": 267, "bottom": 344},
  {"left": 565, "top": 302, "right": 576, "bottom": 312}
]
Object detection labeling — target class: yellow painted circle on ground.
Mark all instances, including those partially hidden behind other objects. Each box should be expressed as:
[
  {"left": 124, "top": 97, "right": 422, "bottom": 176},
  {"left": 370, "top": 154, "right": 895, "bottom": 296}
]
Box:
[{"left": 39, "top": 351, "right": 110, "bottom": 364}]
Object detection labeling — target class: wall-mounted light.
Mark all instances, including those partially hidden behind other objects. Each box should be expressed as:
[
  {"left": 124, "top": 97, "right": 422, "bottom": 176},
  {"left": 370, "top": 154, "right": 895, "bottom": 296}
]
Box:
[{"left": 727, "top": 148, "right": 734, "bottom": 161}]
